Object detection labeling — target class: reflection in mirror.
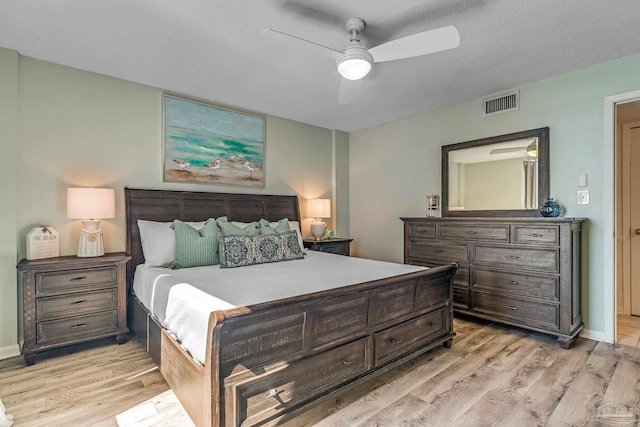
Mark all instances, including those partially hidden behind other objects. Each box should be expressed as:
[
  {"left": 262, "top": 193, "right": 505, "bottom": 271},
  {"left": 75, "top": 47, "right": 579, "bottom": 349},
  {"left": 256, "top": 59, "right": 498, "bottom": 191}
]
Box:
[
  {"left": 442, "top": 127, "right": 549, "bottom": 217},
  {"left": 448, "top": 137, "right": 538, "bottom": 211}
]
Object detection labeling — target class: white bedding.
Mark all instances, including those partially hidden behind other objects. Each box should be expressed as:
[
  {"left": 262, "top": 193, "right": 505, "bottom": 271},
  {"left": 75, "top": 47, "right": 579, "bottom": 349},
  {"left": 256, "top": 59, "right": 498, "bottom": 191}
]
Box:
[{"left": 133, "top": 250, "right": 427, "bottom": 363}]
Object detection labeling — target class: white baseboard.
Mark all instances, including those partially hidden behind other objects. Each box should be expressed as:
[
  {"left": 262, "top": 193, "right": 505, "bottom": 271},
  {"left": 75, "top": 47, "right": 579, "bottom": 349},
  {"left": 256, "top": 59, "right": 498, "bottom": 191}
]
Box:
[
  {"left": 0, "top": 344, "right": 20, "bottom": 360},
  {"left": 581, "top": 328, "right": 605, "bottom": 342}
]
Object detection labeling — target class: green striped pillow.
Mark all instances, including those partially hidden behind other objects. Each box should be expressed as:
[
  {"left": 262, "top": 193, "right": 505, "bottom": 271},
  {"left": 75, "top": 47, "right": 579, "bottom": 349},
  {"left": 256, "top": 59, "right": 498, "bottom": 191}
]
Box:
[
  {"left": 216, "top": 216, "right": 260, "bottom": 236},
  {"left": 170, "top": 218, "right": 219, "bottom": 269}
]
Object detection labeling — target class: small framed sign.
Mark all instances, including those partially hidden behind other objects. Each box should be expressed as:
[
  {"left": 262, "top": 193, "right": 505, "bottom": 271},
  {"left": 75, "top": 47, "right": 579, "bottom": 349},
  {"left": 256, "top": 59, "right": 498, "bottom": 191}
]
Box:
[{"left": 27, "top": 226, "right": 59, "bottom": 260}]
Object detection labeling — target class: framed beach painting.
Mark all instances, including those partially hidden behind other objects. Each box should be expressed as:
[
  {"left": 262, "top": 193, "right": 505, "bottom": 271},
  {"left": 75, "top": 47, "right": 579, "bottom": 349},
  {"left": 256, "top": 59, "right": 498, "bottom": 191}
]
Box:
[{"left": 163, "top": 95, "right": 265, "bottom": 187}]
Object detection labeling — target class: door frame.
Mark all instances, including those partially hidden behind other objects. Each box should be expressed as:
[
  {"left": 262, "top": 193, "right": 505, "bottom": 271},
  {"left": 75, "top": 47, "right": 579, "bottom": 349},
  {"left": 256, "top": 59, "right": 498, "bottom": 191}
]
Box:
[{"left": 604, "top": 89, "right": 640, "bottom": 343}]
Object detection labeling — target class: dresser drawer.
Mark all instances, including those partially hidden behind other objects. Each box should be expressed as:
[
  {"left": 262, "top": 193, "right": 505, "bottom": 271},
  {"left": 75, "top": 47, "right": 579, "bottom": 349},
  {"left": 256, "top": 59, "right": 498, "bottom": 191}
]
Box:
[
  {"left": 234, "top": 337, "right": 368, "bottom": 426},
  {"left": 37, "top": 310, "right": 118, "bottom": 345},
  {"left": 473, "top": 268, "right": 559, "bottom": 301},
  {"left": 438, "top": 224, "right": 509, "bottom": 242},
  {"left": 369, "top": 282, "right": 415, "bottom": 326},
  {"left": 512, "top": 226, "right": 560, "bottom": 245},
  {"left": 408, "top": 223, "right": 436, "bottom": 239},
  {"left": 36, "top": 267, "right": 117, "bottom": 295},
  {"left": 309, "top": 294, "right": 369, "bottom": 347},
  {"left": 374, "top": 308, "right": 448, "bottom": 366},
  {"left": 472, "top": 291, "right": 560, "bottom": 330},
  {"left": 474, "top": 245, "right": 559, "bottom": 272},
  {"left": 36, "top": 289, "right": 118, "bottom": 320},
  {"left": 408, "top": 241, "right": 468, "bottom": 263}
]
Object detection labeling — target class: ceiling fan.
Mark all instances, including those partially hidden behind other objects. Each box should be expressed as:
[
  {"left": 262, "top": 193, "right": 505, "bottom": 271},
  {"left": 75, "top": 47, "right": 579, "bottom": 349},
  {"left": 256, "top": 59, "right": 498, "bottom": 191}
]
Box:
[{"left": 262, "top": 17, "right": 460, "bottom": 104}]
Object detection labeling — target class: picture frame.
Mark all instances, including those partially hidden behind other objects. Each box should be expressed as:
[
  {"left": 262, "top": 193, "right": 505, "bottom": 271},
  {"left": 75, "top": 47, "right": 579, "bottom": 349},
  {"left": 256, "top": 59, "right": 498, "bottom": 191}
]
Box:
[{"left": 163, "top": 94, "right": 265, "bottom": 187}]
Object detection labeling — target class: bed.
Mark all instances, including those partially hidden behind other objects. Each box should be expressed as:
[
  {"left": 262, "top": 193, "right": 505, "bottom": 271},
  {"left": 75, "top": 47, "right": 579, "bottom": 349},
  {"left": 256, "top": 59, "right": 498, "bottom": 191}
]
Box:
[{"left": 125, "top": 188, "right": 457, "bottom": 427}]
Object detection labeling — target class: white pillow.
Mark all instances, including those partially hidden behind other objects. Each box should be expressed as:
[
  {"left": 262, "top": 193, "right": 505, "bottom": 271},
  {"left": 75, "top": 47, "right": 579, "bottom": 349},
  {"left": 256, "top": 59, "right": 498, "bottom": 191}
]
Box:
[{"left": 137, "top": 220, "right": 205, "bottom": 267}]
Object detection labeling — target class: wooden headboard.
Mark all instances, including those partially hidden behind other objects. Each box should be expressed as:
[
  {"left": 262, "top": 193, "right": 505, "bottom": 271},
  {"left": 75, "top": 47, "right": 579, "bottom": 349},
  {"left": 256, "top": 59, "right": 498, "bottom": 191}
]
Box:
[{"left": 124, "top": 188, "right": 301, "bottom": 288}]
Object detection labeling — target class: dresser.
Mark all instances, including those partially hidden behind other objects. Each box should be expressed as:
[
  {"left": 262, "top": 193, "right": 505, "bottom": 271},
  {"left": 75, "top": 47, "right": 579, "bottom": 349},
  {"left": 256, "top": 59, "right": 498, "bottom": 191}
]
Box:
[
  {"left": 401, "top": 217, "right": 584, "bottom": 348},
  {"left": 17, "top": 252, "right": 130, "bottom": 365},
  {"left": 303, "top": 238, "right": 353, "bottom": 256}
]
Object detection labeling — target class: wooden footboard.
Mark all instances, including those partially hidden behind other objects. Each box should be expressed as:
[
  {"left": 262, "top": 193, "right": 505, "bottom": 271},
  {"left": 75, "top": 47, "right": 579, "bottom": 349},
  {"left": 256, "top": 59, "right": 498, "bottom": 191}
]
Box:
[{"left": 159, "top": 264, "right": 457, "bottom": 427}]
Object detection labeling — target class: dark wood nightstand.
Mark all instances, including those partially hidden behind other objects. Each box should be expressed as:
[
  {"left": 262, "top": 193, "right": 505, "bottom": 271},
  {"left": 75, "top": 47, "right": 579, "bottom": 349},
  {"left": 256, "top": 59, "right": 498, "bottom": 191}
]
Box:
[
  {"left": 17, "top": 252, "right": 131, "bottom": 365},
  {"left": 303, "top": 238, "right": 353, "bottom": 256}
]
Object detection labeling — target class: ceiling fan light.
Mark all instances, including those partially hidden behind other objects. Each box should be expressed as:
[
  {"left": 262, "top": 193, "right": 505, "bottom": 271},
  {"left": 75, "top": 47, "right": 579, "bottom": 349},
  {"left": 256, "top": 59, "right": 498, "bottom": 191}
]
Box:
[{"left": 337, "top": 47, "right": 372, "bottom": 80}]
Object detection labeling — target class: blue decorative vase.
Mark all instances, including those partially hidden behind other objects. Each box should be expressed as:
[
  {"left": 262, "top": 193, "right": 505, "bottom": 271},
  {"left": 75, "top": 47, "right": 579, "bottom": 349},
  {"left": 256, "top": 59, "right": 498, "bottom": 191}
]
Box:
[{"left": 540, "top": 198, "right": 562, "bottom": 217}]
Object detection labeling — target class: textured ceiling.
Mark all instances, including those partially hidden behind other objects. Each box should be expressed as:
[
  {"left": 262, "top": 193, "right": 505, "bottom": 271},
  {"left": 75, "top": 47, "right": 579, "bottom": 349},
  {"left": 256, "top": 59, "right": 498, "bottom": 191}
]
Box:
[{"left": 1, "top": 1, "right": 639, "bottom": 132}]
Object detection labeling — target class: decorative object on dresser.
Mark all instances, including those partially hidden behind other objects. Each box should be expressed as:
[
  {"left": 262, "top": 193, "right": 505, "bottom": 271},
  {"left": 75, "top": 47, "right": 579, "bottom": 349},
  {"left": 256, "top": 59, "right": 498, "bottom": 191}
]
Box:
[
  {"left": 17, "top": 252, "right": 130, "bottom": 365},
  {"left": 540, "top": 197, "right": 563, "bottom": 217},
  {"left": 401, "top": 217, "right": 584, "bottom": 349},
  {"left": 307, "top": 198, "right": 331, "bottom": 240},
  {"left": 66, "top": 187, "right": 116, "bottom": 257},
  {"left": 125, "top": 188, "right": 456, "bottom": 427},
  {"left": 26, "top": 226, "right": 59, "bottom": 260},
  {"left": 426, "top": 194, "right": 439, "bottom": 217},
  {"left": 303, "top": 237, "right": 353, "bottom": 256}
]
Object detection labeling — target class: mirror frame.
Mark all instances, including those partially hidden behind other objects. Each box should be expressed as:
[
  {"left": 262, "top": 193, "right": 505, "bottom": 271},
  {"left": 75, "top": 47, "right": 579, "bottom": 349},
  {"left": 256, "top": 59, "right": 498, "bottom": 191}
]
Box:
[{"left": 441, "top": 127, "right": 549, "bottom": 217}]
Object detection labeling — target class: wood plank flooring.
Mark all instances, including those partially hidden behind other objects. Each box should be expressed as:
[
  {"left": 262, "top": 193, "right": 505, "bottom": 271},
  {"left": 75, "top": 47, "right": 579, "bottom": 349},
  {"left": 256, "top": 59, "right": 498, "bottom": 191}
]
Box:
[
  {"left": 2, "top": 317, "right": 640, "bottom": 426},
  {"left": 617, "top": 314, "right": 640, "bottom": 347}
]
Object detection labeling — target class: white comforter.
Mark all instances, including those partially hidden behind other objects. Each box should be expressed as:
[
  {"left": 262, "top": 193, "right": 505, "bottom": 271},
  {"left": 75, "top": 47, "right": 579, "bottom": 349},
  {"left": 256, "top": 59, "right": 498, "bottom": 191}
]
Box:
[{"left": 133, "top": 251, "right": 426, "bottom": 363}]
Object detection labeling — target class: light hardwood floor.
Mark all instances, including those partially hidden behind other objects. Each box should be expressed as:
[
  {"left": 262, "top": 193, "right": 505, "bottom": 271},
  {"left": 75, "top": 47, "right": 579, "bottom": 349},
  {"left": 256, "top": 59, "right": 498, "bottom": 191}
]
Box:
[
  {"left": 2, "top": 317, "right": 639, "bottom": 427},
  {"left": 617, "top": 314, "right": 640, "bottom": 347}
]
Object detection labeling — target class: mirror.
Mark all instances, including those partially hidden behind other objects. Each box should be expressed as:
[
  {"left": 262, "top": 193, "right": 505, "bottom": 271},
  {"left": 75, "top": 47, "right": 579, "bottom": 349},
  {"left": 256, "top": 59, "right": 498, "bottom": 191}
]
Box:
[{"left": 442, "top": 127, "right": 549, "bottom": 217}]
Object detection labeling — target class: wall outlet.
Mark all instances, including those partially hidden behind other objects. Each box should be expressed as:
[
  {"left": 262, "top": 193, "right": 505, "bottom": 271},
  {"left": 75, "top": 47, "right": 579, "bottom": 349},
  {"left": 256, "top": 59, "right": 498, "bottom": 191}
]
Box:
[{"left": 577, "top": 190, "right": 590, "bottom": 205}]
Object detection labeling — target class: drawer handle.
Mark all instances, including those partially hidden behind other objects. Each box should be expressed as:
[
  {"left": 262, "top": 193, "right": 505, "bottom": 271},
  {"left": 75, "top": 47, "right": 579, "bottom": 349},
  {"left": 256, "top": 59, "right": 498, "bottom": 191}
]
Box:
[
  {"left": 341, "top": 359, "right": 355, "bottom": 366},
  {"left": 505, "top": 255, "right": 519, "bottom": 260},
  {"left": 433, "top": 249, "right": 443, "bottom": 253},
  {"left": 505, "top": 305, "right": 519, "bottom": 311},
  {"left": 390, "top": 338, "right": 401, "bottom": 345},
  {"left": 70, "top": 300, "right": 87, "bottom": 305},
  {"left": 71, "top": 323, "right": 88, "bottom": 329},
  {"left": 464, "top": 230, "right": 477, "bottom": 235},
  {"left": 531, "top": 233, "right": 544, "bottom": 237},
  {"left": 265, "top": 388, "right": 282, "bottom": 399},
  {"left": 430, "top": 322, "right": 438, "bottom": 327},
  {"left": 70, "top": 276, "right": 87, "bottom": 281},
  {"left": 505, "top": 280, "right": 520, "bottom": 286}
]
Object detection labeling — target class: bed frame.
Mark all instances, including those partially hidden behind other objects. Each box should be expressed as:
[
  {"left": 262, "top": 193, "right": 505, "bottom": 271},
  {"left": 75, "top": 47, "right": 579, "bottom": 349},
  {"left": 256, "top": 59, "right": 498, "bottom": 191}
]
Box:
[{"left": 125, "top": 188, "right": 457, "bottom": 427}]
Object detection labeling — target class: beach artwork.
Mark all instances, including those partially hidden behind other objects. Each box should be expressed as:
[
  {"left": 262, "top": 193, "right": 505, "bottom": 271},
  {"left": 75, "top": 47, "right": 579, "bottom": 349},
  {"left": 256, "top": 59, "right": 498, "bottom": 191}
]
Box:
[{"left": 163, "top": 95, "right": 265, "bottom": 187}]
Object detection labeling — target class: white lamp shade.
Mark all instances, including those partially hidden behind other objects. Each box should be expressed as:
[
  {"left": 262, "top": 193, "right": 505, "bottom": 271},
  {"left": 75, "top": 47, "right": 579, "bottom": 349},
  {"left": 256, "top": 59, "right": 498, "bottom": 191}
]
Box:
[
  {"left": 67, "top": 188, "right": 115, "bottom": 219},
  {"left": 307, "top": 199, "right": 331, "bottom": 218}
]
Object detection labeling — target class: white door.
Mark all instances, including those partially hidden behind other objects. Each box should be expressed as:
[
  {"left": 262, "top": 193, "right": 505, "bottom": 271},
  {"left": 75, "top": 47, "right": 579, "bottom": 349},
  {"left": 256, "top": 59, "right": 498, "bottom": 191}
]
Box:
[{"left": 630, "top": 125, "right": 640, "bottom": 315}]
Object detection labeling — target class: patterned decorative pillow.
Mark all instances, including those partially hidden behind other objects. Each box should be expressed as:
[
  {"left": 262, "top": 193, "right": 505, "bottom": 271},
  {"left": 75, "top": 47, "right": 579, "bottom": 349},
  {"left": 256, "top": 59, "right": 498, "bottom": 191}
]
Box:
[
  {"left": 219, "top": 230, "right": 304, "bottom": 268},
  {"left": 170, "top": 218, "right": 219, "bottom": 269},
  {"left": 216, "top": 216, "right": 259, "bottom": 236},
  {"left": 259, "top": 218, "right": 291, "bottom": 235}
]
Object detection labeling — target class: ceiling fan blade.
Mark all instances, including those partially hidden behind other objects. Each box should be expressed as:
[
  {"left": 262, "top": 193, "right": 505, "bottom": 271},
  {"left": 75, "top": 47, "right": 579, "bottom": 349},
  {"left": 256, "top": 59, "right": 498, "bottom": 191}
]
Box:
[
  {"left": 489, "top": 147, "right": 527, "bottom": 155},
  {"left": 368, "top": 25, "right": 460, "bottom": 63},
  {"left": 261, "top": 29, "right": 342, "bottom": 59},
  {"left": 338, "top": 78, "right": 362, "bottom": 105}
]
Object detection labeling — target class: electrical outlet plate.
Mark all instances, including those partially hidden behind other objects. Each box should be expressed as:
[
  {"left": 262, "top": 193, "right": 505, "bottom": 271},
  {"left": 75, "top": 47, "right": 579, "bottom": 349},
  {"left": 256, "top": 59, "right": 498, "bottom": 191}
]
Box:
[{"left": 577, "top": 190, "right": 589, "bottom": 205}]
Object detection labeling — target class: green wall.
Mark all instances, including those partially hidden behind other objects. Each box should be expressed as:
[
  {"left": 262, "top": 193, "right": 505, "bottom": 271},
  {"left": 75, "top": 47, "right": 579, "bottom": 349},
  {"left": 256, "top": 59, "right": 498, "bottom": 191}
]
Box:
[
  {"left": 350, "top": 53, "right": 640, "bottom": 336},
  {"left": 0, "top": 52, "right": 348, "bottom": 354}
]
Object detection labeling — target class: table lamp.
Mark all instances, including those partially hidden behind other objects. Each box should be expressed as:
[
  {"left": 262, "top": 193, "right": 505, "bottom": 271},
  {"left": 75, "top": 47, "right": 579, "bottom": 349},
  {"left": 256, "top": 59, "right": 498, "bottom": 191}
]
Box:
[
  {"left": 67, "top": 187, "right": 115, "bottom": 257},
  {"left": 307, "top": 199, "right": 330, "bottom": 240}
]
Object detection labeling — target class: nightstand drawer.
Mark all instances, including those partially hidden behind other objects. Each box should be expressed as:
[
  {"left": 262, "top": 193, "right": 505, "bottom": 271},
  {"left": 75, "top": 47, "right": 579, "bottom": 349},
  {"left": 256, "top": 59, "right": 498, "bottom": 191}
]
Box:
[
  {"left": 36, "top": 289, "right": 118, "bottom": 320},
  {"left": 37, "top": 310, "right": 118, "bottom": 345},
  {"left": 316, "top": 243, "right": 349, "bottom": 255},
  {"left": 36, "top": 266, "right": 117, "bottom": 295}
]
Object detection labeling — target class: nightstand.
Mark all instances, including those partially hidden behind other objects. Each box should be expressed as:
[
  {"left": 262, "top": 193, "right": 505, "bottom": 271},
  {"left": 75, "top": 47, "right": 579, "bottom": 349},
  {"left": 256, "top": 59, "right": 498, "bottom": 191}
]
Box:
[
  {"left": 303, "top": 238, "right": 353, "bottom": 256},
  {"left": 17, "top": 252, "right": 131, "bottom": 365}
]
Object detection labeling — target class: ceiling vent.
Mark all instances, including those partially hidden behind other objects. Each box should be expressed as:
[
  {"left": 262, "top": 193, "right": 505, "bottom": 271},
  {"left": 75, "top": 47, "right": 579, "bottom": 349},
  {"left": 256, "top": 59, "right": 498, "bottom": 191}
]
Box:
[{"left": 483, "top": 90, "right": 519, "bottom": 116}]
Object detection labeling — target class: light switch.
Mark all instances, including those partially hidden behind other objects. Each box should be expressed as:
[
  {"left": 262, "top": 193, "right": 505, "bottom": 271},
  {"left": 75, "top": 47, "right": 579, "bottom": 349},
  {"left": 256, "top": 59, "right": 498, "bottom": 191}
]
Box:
[
  {"left": 578, "top": 174, "right": 588, "bottom": 187},
  {"left": 577, "top": 190, "right": 589, "bottom": 205}
]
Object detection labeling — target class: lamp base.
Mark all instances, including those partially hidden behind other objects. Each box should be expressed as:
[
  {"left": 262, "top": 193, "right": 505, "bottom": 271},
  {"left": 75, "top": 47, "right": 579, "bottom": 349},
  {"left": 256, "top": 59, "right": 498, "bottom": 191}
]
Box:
[
  {"left": 77, "top": 229, "right": 104, "bottom": 257},
  {"left": 310, "top": 220, "right": 327, "bottom": 241}
]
